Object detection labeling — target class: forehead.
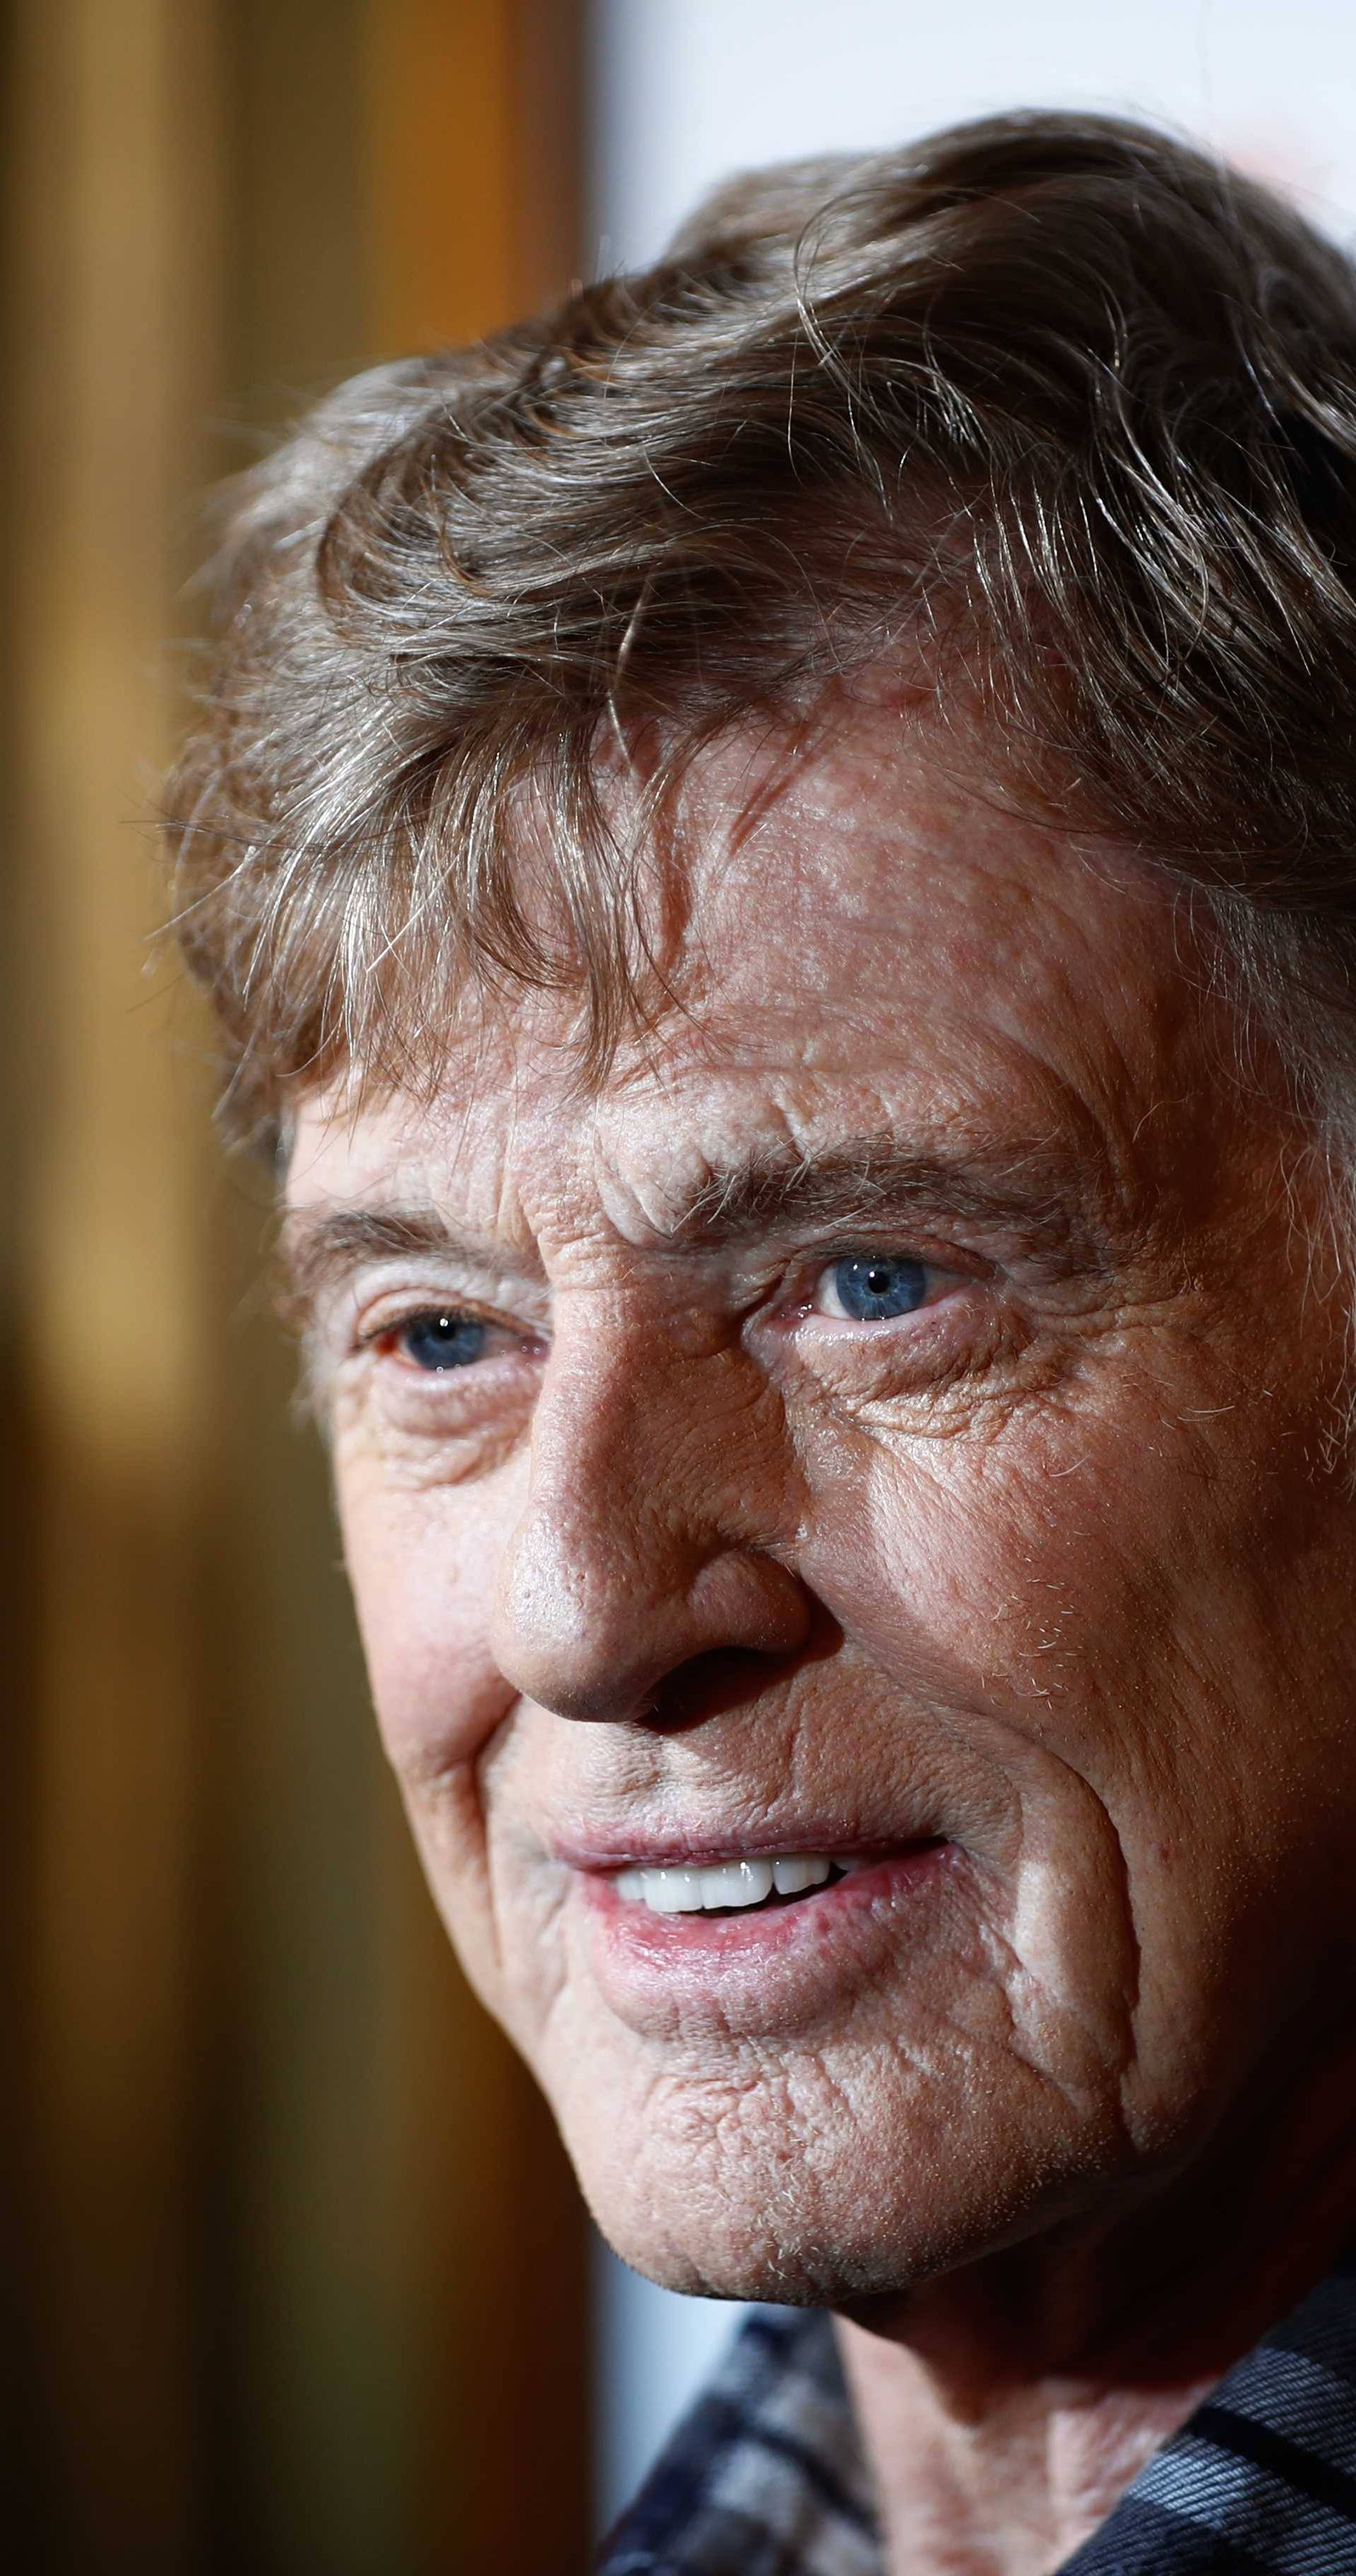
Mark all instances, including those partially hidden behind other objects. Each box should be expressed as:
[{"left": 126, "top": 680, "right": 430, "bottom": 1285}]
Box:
[{"left": 287, "top": 708, "right": 1212, "bottom": 1228}]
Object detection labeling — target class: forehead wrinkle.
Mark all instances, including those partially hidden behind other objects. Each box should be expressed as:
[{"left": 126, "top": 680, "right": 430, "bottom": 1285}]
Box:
[{"left": 286, "top": 1058, "right": 1136, "bottom": 1294}]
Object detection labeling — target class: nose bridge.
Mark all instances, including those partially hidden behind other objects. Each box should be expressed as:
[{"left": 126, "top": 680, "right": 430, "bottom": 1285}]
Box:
[
  {"left": 506, "top": 1320, "right": 671, "bottom": 1654},
  {"left": 492, "top": 1302, "right": 805, "bottom": 1722}
]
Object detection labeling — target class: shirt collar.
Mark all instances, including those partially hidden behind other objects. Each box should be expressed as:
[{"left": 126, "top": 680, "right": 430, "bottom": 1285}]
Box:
[{"left": 597, "top": 2257, "right": 1356, "bottom": 2574}]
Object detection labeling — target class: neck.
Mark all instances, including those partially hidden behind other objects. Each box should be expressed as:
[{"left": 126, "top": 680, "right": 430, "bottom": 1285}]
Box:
[{"left": 835, "top": 2012, "right": 1356, "bottom": 2576}]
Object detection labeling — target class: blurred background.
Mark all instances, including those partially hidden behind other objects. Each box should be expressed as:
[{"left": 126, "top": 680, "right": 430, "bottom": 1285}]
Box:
[{"left": 5, "top": 5, "right": 1356, "bottom": 2571}]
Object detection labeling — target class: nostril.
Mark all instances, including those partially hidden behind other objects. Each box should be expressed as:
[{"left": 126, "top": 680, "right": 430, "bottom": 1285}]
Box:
[
  {"left": 494, "top": 1493, "right": 818, "bottom": 1724},
  {"left": 645, "top": 1644, "right": 805, "bottom": 1733}
]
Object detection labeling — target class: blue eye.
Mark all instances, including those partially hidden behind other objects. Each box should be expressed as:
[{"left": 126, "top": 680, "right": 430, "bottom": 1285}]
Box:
[
  {"left": 399, "top": 1311, "right": 489, "bottom": 1370},
  {"left": 826, "top": 1256, "right": 928, "bottom": 1321}
]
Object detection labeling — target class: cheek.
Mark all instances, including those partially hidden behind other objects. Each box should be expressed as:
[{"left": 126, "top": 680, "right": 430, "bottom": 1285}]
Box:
[
  {"left": 799, "top": 1355, "right": 1325, "bottom": 1803},
  {"left": 336, "top": 1460, "right": 514, "bottom": 1782},
  {"left": 793, "top": 1413, "right": 1143, "bottom": 1755},
  {"left": 795, "top": 1378, "right": 1356, "bottom": 2113},
  {"left": 337, "top": 1461, "right": 535, "bottom": 2020}
]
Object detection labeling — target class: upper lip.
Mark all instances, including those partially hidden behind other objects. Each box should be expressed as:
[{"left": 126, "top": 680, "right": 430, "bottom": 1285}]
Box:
[{"left": 552, "top": 1828, "right": 936, "bottom": 1873}]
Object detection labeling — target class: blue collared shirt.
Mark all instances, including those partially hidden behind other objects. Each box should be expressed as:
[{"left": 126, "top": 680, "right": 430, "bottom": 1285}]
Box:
[{"left": 597, "top": 2259, "right": 1356, "bottom": 2572}]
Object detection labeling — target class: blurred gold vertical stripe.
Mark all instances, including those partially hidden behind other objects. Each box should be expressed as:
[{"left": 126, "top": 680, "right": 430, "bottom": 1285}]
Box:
[
  {"left": 4, "top": 1, "right": 589, "bottom": 2567},
  {"left": 364, "top": 0, "right": 584, "bottom": 352},
  {"left": 367, "top": 0, "right": 518, "bottom": 347},
  {"left": 6, "top": 2, "right": 225, "bottom": 2565}
]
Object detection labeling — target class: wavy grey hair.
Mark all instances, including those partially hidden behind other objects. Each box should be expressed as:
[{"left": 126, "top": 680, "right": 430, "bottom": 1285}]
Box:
[{"left": 166, "top": 109, "right": 1356, "bottom": 1207}]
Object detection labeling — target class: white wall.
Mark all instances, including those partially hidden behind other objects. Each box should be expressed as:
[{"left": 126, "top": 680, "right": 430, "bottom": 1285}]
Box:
[
  {"left": 584, "top": 0, "right": 1356, "bottom": 2530},
  {"left": 590, "top": 0, "right": 1356, "bottom": 273}
]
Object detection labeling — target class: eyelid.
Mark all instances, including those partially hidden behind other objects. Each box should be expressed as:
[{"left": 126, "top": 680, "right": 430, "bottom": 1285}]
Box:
[
  {"left": 345, "top": 1270, "right": 550, "bottom": 1350},
  {"left": 328, "top": 1243, "right": 984, "bottom": 1357},
  {"left": 792, "top": 1244, "right": 985, "bottom": 1307},
  {"left": 357, "top": 1301, "right": 547, "bottom": 1367},
  {"left": 804, "top": 1258, "right": 929, "bottom": 1324},
  {"left": 357, "top": 1296, "right": 498, "bottom": 1350}
]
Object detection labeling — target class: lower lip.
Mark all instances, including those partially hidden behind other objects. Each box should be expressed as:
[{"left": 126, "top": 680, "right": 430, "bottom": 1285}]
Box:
[{"left": 577, "top": 1844, "right": 960, "bottom": 2034}]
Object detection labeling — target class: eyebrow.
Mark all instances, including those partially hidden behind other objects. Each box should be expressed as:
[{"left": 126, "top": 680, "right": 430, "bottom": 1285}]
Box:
[
  {"left": 280, "top": 1205, "right": 493, "bottom": 1315},
  {"left": 281, "top": 1131, "right": 1111, "bottom": 1313},
  {"left": 662, "top": 1135, "right": 1106, "bottom": 1259}
]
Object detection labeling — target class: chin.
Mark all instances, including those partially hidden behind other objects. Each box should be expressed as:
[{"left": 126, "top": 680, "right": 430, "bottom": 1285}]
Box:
[
  {"left": 552, "top": 2048, "right": 1135, "bottom": 2313},
  {"left": 581, "top": 2171, "right": 1033, "bottom": 2313}
]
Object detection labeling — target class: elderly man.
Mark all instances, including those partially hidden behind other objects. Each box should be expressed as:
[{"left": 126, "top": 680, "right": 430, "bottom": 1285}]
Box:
[{"left": 168, "top": 110, "right": 1356, "bottom": 2572}]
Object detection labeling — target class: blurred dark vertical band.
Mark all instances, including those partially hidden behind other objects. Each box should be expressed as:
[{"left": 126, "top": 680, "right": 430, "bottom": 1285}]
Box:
[{"left": 1, "top": 4, "right": 589, "bottom": 2570}]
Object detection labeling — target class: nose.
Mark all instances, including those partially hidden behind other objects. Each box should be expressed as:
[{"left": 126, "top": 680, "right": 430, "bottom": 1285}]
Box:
[{"left": 490, "top": 1323, "right": 810, "bottom": 1724}]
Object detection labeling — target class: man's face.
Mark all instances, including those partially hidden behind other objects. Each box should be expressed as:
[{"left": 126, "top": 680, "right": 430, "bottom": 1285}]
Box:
[{"left": 287, "top": 707, "right": 1356, "bottom": 2303}]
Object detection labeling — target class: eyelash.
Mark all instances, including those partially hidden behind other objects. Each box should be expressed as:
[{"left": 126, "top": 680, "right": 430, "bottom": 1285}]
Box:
[
  {"left": 352, "top": 1251, "right": 975, "bottom": 1380},
  {"left": 357, "top": 1306, "right": 536, "bottom": 1366}
]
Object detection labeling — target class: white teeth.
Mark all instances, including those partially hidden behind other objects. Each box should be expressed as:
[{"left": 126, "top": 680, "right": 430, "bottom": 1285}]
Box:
[
  {"left": 613, "top": 1854, "right": 835, "bottom": 1915},
  {"left": 772, "top": 1855, "right": 831, "bottom": 1896},
  {"left": 703, "top": 1859, "right": 772, "bottom": 1908},
  {"left": 646, "top": 1868, "right": 701, "bottom": 1914}
]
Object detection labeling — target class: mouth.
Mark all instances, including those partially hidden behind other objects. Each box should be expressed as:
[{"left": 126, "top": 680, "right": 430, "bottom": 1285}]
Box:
[
  {"left": 612, "top": 1852, "right": 852, "bottom": 1915},
  {"left": 571, "top": 1835, "right": 958, "bottom": 2036},
  {"left": 581, "top": 1837, "right": 951, "bottom": 1945}
]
